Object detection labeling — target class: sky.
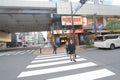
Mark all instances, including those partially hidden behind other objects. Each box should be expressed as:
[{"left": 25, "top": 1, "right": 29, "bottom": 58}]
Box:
[{"left": 112, "top": 0, "right": 120, "bottom": 5}]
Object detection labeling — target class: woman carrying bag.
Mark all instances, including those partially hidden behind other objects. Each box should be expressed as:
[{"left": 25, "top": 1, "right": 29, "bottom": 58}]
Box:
[{"left": 68, "top": 39, "right": 76, "bottom": 62}]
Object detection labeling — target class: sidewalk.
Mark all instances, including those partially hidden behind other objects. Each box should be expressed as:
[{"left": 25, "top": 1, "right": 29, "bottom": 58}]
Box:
[{"left": 35, "top": 45, "right": 82, "bottom": 54}]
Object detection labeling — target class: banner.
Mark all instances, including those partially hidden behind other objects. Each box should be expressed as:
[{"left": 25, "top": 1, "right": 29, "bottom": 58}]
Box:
[
  {"left": 61, "top": 16, "right": 82, "bottom": 25},
  {"left": 54, "top": 29, "right": 84, "bottom": 34}
]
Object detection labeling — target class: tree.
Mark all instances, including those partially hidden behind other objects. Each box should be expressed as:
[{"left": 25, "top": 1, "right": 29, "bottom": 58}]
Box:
[{"left": 106, "top": 19, "right": 120, "bottom": 32}]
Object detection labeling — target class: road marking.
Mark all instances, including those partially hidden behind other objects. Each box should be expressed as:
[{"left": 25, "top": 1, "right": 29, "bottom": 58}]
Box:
[
  {"left": 26, "top": 50, "right": 35, "bottom": 53},
  {"left": 0, "top": 53, "right": 5, "bottom": 56},
  {"left": 17, "top": 62, "right": 97, "bottom": 78},
  {"left": 15, "top": 51, "right": 24, "bottom": 54},
  {"left": 27, "top": 58, "right": 86, "bottom": 68},
  {"left": 32, "top": 57, "right": 71, "bottom": 63},
  {"left": 35, "top": 55, "right": 79, "bottom": 60},
  {"left": 0, "top": 50, "right": 35, "bottom": 56},
  {"left": 47, "top": 69, "right": 115, "bottom": 80},
  {"left": 37, "top": 54, "right": 67, "bottom": 58},
  {"left": 5, "top": 53, "right": 11, "bottom": 56}
]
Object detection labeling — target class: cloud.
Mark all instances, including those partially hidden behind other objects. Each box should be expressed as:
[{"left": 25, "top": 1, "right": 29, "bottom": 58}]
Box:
[{"left": 112, "top": 0, "right": 120, "bottom": 5}]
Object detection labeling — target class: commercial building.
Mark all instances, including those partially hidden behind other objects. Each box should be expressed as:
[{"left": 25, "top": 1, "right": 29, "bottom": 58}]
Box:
[
  {"left": 0, "top": 0, "right": 120, "bottom": 46},
  {"left": 51, "top": 1, "right": 120, "bottom": 45}
]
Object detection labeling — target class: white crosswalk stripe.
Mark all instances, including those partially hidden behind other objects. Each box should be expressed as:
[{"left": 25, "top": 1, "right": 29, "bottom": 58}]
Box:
[
  {"left": 17, "top": 53, "right": 116, "bottom": 80},
  {"left": 27, "top": 58, "right": 86, "bottom": 68},
  {"left": 47, "top": 69, "right": 115, "bottom": 80},
  {"left": 0, "top": 50, "right": 35, "bottom": 56},
  {"left": 32, "top": 55, "right": 79, "bottom": 63},
  {"left": 18, "top": 62, "right": 97, "bottom": 78},
  {"left": 36, "top": 54, "right": 68, "bottom": 59},
  {"left": 0, "top": 53, "right": 5, "bottom": 56},
  {"left": 32, "top": 57, "right": 69, "bottom": 63}
]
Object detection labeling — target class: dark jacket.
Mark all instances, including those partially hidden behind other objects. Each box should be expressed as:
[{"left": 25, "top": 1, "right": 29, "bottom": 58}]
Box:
[{"left": 68, "top": 42, "right": 76, "bottom": 54}]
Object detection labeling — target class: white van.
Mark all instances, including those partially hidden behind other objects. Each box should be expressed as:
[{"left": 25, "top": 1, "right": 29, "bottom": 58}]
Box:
[{"left": 94, "top": 34, "right": 120, "bottom": 49}]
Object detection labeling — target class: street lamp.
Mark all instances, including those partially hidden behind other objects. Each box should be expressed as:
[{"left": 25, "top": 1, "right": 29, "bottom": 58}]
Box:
[{"left": 71, "top": 0, "right": 87, "bottom": 43}]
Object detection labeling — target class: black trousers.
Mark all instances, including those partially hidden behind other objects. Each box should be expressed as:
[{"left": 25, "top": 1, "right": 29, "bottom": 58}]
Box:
[{"left": 53, "top": 49, "right": 57, "bottom": 54}]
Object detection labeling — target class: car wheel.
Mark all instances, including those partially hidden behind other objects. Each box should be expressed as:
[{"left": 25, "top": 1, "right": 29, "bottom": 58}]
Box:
[{"left": 110, "top": 44, "right": 115, "bottom": 50}]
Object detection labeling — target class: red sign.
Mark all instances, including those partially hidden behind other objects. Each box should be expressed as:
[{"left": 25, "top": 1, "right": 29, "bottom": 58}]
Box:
[
  {"left": 75, "top": 29, "right": 84, "bottom": 33},
  {"left": 54, "top": 30, "right": 62, "bottom": 34},
  {"left": 69, "top": 29, "right": 84, "bottom": 33},
  {"left": 61, "top": 16, "right": 82, "bottom": 25},
  {"left": 54, "top": 29, "right": 84, "bottom": 34}
]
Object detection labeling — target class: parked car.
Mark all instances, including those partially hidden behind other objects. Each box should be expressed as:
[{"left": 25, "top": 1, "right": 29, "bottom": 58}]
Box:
[{"left": 94, "top": 34, "right": 120, "bottom": 49}]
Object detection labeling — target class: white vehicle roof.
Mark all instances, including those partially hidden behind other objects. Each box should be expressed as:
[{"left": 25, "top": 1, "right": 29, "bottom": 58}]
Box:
[{"left": 96, "top": 34, "right": 120, "bottom": 37}]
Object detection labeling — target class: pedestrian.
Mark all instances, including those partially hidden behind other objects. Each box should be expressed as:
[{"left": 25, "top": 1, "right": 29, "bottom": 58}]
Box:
[
  {"left": 53, "top": 42, "right": 58, "bottom": 54},
  {"left": 68, "top": 39, "right": 76, "bottom": 62},
  {"left": 65, "top": 39, "right": 69, "bottom": 55}
]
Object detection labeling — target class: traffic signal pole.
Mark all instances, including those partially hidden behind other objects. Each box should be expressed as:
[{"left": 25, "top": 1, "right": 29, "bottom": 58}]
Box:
[
  {"left": 71, "top": 2, "right": 75, "bottom": 43},
  {"left": 93, "top": 13, "right": 97, "bottom": 36},
  {"left": 70, "top": 0, "right": 88, "bottom": 43}
]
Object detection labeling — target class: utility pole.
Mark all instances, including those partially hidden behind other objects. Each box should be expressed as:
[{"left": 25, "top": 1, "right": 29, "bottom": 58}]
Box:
[
  {"left": 93, "top": 13, "right": 97, "bottom": 36},
  {"left": 70, "top": 0, "right": 88, "bottom": 43},
  {"left": 71, "top": 2, "right": 75, "bottom": 43}
]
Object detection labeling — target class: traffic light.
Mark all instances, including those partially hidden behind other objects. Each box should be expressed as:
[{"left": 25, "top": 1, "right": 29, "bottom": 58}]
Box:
[{"left": 80, "top": 0, "right": 87, "bottom": 5}]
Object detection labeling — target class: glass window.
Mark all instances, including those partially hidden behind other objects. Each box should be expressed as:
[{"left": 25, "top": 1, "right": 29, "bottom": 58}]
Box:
[{"left": 95, "top": 36, "right": 103, "bottom": 41}]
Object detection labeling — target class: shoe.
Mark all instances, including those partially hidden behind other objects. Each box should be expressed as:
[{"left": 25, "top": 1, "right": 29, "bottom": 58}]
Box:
[
  {"left": 73, "top": 60, "right": 76, "bottom": 62},
  {"left": 70, "top": 59, "right": 72, "bottom": 61}
]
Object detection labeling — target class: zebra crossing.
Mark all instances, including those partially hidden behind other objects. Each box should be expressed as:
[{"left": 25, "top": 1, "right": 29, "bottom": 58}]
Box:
[
  {"left": 17, "top": 53, "right": 116, "bottom": 80},
  {"left": 0, "top": 50, "right": 36, "bottom": 57}
]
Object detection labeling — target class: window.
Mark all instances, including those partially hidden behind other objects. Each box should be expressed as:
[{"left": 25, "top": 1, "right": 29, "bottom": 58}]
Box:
[
  {"left": 94, "top": 36, "right": 103, "bottom": 41},
  {"left": 105, "top": 35, "right": 118, "bottom": 39}
]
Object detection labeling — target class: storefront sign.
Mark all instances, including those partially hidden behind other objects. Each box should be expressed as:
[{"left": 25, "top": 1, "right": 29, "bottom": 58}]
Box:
[
  {"left": 82, "top": 16, "right": 87, "bottom": 26},
  {"left": 75, "top": 29, "right": 84, "bottom": 33},
  {"left": 54, "top": 29, "right": 84, "bottom": 34},
  {"left": 69, "top": 29, "right": 84, "bottom": 33},
  {"left": 61, "top": 16, "right": 82, "bottom": 25},
  {"left": 54, "top": 30, "right": 62, "bottom": 34}
]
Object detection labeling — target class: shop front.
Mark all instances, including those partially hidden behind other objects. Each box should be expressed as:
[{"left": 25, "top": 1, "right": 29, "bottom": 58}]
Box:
[
  {"left": 53, "top": 29, "right": 84, "bottom": 46},
  {"left": 52, "top": 15, "right": 86, "bottom": 46}
]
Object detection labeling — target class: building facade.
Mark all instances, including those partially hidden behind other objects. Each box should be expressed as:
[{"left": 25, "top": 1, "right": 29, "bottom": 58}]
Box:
[
  {"left": 51, "top": 1, "right": 120, "bottom": 45},
  {"left": 0, "top": 0, "right": 120, "bottom": 45}
]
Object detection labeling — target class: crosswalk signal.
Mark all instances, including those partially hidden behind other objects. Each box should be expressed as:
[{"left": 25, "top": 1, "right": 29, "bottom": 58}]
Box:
[{"left": 80, "top": 0, "right": 87, "bottom": 5}]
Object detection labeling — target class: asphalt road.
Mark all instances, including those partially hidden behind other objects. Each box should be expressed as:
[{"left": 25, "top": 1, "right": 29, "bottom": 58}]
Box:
[
  {"left": 0, "top": 49, "right": 37, "bottom": 80},
  {"left": 0, "top": 48, "right": 120, "bottom": 80}
]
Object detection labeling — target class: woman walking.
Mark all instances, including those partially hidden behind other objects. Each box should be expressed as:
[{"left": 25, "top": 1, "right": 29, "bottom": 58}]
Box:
[{"left": 68, "top": 39, "right": 76, "bottom": 62}]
